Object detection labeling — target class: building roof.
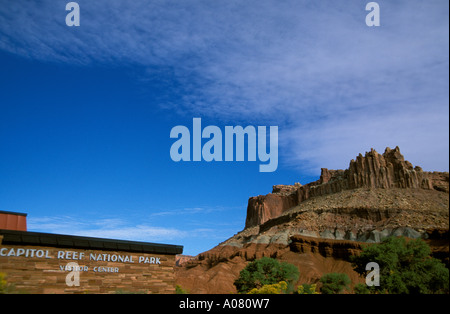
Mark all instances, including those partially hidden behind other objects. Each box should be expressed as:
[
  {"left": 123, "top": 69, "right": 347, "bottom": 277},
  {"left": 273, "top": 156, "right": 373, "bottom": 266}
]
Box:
[{"left": 0, "top": 229, "right": 183, "bottom": 255}]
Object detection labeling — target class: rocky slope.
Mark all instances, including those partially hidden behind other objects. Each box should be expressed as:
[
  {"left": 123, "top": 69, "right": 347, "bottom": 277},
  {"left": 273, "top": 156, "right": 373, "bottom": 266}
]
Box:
[{"left": 175, "top": 147, "right": 449, "bottom": 294}]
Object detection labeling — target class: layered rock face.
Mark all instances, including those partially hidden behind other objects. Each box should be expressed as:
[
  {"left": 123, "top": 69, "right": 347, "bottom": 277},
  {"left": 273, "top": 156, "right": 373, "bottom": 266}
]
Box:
[
  {"left": 246, "top": 147, "right": 448, "bottom": 228},
  {"left": 176, "top": 238, "right": 365, "bottom": 293},
  {"left": 245, "top": 190, "right": 298, "bottom": 229},
  {"left": 176, "top": 146, "right": 449, "bottom": 294}
]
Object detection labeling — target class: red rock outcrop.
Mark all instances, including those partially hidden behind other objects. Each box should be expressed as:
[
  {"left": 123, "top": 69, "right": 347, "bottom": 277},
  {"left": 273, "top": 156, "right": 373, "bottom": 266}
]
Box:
[
  {"left": 176, "top": 231, "right": 448, "bottom": 294},
  {"left": 245, "top": 191, "right": 298, "bottom": 229},
  {"left": 245, "top": 147, "right": 449, "bottom": 228},
  {"left": 176, "top": 147, "right": 449, "bottom": 294},
  {"left": 175, "top": 254, "right": 196, "bottom": 266},
  {"left": 289, "top": 235, "right": 363, "bottom": 260},
  {"left": 175, "top": 239, "right": 364, "bottom": 294}
]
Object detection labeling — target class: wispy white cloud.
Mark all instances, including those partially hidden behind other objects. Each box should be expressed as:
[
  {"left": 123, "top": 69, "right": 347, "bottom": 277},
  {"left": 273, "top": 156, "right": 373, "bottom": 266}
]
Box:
[
  {"left": 27, "top": 216, "right": 187, "bottom": 243},
  {"left": 26, "top": 211, "right": 240, "bottom": 247},
  {"left": 1, "top": 0, "right": 448, "bottom": 172},
  {"left": 149, "top": 205, "right": 232, "bottom": 217},
  {"left": 282, "top": 108, "right": 450, "bottom": 175}
]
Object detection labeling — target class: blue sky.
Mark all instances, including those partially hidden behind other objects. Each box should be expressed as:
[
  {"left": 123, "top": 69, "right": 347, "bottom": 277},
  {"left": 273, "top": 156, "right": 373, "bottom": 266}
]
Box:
[{"left": 0, "top": 0, "right": 448, "bottom": 255}]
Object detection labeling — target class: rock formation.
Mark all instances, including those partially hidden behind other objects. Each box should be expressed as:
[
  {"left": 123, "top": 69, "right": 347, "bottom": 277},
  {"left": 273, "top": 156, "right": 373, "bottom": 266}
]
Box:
[
  {"left": 176, "top": 147, "right": 449, "bottom": 294},
  {"left": 245, "top": 146, "right": 447, "bottom": 228}
]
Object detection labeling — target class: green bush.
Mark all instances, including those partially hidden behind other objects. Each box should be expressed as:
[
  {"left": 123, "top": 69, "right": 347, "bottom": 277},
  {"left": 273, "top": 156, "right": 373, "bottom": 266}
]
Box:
[
  {"left": 234, "top": 257, "right": 299, "bottom": 294},
  {"left": 353, "top": 283, "right": 371, "bottom": 294},
  {"left": 319, "top": 273, "right": 351, "bottom": 294},
  {"left": 175, "top": 284, "right": 189, "bottom": 294},
  {"left": 351, "top": 237, "right": 449, "bottom": 294},
  {"left": 295, "top": 283, "right": 319, "bottom": 294},
  {"left": 247, "top": 281, "right": 288, "bottom": 294},
  {"left": 0, "top": 273, "right": 16, "bottom": 294}
]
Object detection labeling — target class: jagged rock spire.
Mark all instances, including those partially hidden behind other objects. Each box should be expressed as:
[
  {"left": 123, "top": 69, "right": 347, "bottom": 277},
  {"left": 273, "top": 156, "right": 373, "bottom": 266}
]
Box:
[{"left": 245, "top": 147, "right": 448, "bottom": 228}]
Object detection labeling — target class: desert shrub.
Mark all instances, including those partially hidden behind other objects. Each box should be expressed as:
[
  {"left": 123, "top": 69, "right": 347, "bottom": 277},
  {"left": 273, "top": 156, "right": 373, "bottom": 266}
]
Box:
[
  {"left": 0, "top": 273, "right": 8, "bottom": 294},
  {"left": 234, "top": 257, "right": 299, "bottom": 294},
  {"left": 0, "top": 273, "right": 16, "bottom": 294},
  {"left": 351, "top": 237, "right": 449, "bottom": 294},
  {"left": 296, "top": 283, "right": 319, "bottom": 294},
  {"left": 247, "top": 281, "right": 288, "bottom": 294},
  {"left": 319, "top": 273, "right": 351, "bottom": 294},
  {"left": 353, "top": 283, "right": 372, "bottom": 294},
  {"left": 175, "top": 284, "right": 189, "bottom": 294}
]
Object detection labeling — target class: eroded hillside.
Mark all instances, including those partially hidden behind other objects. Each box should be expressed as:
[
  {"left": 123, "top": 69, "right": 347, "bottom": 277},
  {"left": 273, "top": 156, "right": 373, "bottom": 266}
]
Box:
[{"left": 175, "top": 147, "right": 449, "bottom": 293}]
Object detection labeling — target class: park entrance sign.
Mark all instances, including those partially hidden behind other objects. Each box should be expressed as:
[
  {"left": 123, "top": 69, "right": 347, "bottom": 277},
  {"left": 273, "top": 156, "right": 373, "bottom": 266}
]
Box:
[{"left": 0, "top": 227, "right": 183, "bottom": 294}]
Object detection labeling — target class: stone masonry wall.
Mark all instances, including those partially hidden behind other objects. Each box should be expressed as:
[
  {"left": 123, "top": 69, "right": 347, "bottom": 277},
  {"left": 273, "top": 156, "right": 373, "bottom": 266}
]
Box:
[{"left": 0, "top": 242, "right": 176, "bottom": 294}]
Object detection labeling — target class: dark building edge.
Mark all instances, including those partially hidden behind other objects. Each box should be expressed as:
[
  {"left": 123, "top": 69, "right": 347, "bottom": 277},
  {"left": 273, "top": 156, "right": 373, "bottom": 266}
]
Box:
[
  {"left": 0, "top": 210, "right": 27, "bottom": 217},
  {"left": 0, "top": 229, "right": 183, "bottom": 255}
]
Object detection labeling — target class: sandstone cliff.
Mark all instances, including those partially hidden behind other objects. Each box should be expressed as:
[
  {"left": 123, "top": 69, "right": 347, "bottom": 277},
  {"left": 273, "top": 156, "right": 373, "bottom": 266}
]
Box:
[
  {"left": 176, "top": 147, "right": 449, "bottom": 294},
  {"left": 245, "top": 147, "right": 448, "bottom": 228},
  {"left": 176, "top": 232, "right": 449, "bottom": 294}
]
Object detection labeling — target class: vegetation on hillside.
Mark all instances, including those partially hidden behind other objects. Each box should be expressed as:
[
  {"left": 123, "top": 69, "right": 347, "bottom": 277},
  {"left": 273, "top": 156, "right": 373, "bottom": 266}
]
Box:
[{"left": 229, "top": 237, "right": 449, "bottom": 294}]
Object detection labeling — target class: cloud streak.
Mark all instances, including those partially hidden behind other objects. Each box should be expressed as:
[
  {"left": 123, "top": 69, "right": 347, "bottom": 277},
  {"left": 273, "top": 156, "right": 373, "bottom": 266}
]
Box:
[
  {"left": 1, "top": 0, "right": 448, "bottom": 172},
  {"left": 26, "top": 204, "right": 241, "bottom": 234},
  {"left": 27, "top": 213, "right": 239, "bottom": 255},
  {"left": 27, "top": 216, "right": 187, "bottom": 243}
]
